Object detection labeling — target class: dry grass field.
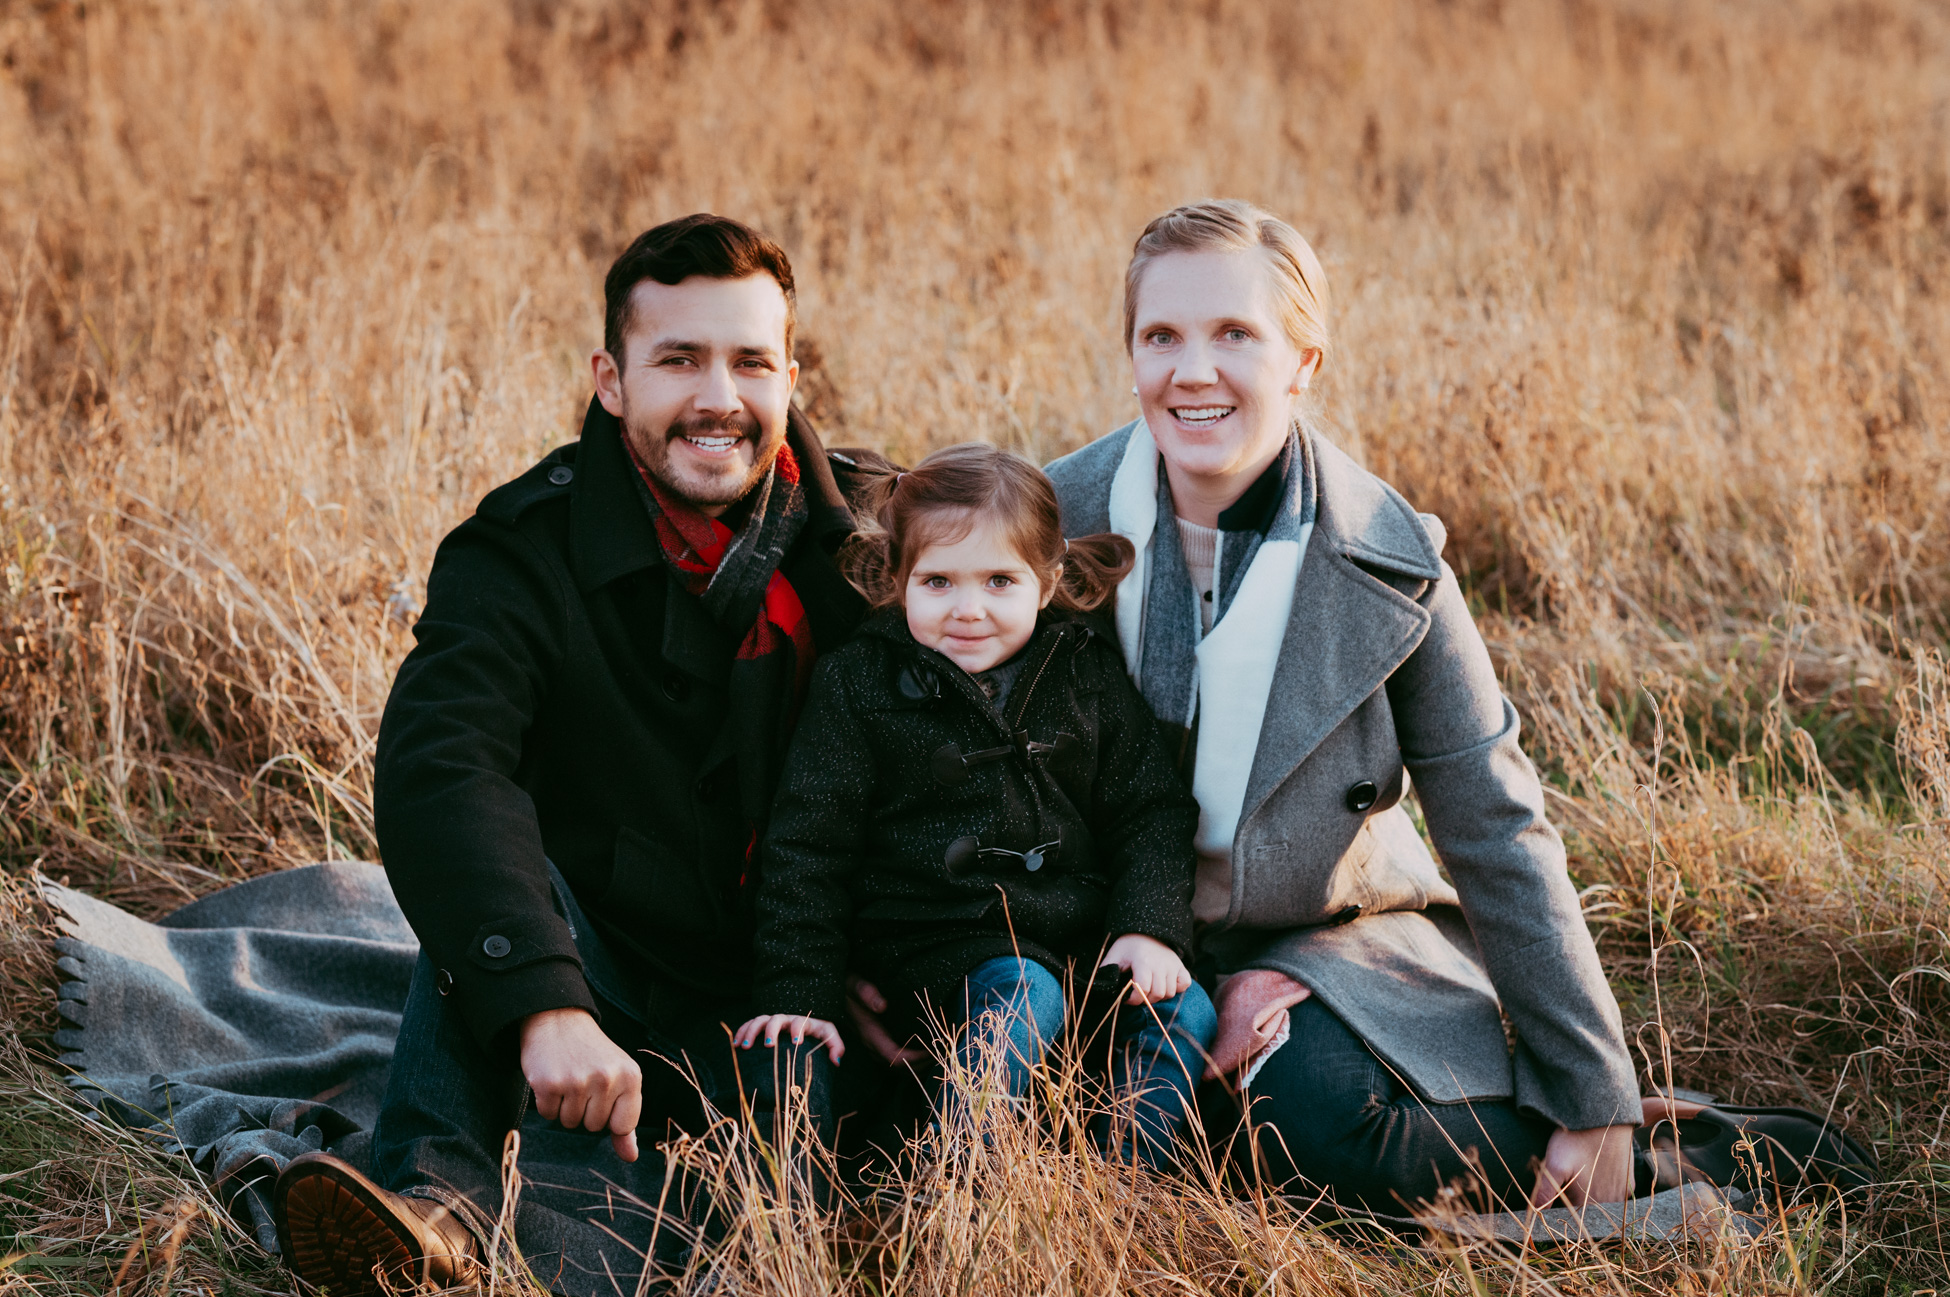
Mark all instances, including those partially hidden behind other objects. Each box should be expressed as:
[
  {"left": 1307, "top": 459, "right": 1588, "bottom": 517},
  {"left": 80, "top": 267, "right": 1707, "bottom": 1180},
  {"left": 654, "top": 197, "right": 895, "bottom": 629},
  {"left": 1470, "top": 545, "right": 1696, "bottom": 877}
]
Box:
[{"left": 2, "top": 0, "right": 1949, "bottom": 1291}]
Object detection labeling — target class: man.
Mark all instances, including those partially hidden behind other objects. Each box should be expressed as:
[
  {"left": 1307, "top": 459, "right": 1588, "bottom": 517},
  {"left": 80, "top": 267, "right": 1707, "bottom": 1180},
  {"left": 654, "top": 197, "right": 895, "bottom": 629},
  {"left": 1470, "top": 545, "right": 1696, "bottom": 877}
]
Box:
[{"left": 271, "top": 215, "right": 872, "bottom": 1296}]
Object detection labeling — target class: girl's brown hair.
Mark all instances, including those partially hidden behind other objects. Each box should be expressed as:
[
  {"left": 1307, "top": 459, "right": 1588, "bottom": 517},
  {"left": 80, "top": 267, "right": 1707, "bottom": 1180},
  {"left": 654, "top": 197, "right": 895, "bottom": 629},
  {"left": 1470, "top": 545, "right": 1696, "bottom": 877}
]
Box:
[{"left": 842, "top": 443, "right": 1133, "bottom": 613}]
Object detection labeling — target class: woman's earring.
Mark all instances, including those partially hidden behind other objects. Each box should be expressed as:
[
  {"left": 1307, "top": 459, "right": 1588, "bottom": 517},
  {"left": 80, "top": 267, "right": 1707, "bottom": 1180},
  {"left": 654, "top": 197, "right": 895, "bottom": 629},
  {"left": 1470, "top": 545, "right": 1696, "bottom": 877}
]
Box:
[{"left": 1132, "top": 386, "right": 1139, "bottom": 396}]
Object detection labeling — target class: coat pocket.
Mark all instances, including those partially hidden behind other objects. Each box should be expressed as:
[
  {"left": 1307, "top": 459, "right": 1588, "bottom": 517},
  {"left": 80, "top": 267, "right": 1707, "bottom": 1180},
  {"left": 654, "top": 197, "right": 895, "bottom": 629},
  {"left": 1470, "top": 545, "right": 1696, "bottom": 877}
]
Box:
[
  {"left": 1239, "top": 828, "right": 1377, "bottom": 930},
  {"left": 603, "top": 823, "right": 722, "bottom": 939}
]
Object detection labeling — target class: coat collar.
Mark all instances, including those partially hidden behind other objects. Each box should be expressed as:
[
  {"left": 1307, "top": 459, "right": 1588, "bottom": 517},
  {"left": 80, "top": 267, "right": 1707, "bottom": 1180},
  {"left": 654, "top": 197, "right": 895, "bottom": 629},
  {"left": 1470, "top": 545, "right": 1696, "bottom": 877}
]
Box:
[
  {"left": 569, "top": 396, "right": 857, "bottom": 594},
  {"left": 1236, "top": 431, "right": 1444, "bottom": 827}
]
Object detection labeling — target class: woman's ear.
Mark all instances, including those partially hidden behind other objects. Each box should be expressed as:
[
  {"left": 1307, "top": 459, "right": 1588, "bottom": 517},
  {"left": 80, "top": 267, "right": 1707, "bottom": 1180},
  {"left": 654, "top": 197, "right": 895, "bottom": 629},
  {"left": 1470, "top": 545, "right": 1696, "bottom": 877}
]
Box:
[{"left": 1291, "top": 348, "right": 1323, "bottom": 393}]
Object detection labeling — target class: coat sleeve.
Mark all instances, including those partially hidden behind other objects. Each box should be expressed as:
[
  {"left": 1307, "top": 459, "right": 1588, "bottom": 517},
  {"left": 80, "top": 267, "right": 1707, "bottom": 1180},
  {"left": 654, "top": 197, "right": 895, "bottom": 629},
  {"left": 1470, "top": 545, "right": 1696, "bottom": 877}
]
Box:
[
  {"left": 1386, "top": 564, "right": 1642, "bottom": 1130},
  {"left": 1087, "top": 642, "right": 1201, "bottom": 959},
  {"left": 374, "top": 516, "right": 595, "bottom": 1051},
  {"left": 749, "top": 660, "right": 875, "bottom": 1021}
]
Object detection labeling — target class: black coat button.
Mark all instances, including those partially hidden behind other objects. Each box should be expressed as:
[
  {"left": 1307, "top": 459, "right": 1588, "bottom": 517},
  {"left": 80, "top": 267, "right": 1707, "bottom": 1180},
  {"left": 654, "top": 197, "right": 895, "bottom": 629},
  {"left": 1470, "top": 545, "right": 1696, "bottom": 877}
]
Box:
[
  {"left": 482, "top": 935, "right": 512, "bottom": 959},
  {"left": 1345, "top": 781, "right": 1378, "bottom": 813},
  {"left": 1331, "top": 904, "right": 1364, "bottom": 925},
  {"left": 547, "top": 465, "right": 574, "bottom": 486},
  {"left": 436, "top": 968, "right": 454, "bottom": 995},
  {"left": 662, "top": 672, "right": 691, "bottom": 702}
]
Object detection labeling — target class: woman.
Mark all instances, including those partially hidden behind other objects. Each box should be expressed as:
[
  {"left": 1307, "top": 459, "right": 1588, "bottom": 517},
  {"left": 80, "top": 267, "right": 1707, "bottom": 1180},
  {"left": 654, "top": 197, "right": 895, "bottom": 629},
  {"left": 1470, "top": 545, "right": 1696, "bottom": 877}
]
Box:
[{"left": 1045, "top": 200, "right": 1641, "bottom": 1210}]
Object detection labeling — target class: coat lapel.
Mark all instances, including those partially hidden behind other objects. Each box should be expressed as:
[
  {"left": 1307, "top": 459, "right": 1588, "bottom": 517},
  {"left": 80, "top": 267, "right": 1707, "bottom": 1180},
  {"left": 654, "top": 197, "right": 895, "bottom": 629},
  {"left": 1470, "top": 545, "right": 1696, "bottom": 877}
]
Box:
[{"left": 1237, "top": 438, "right": 1442, "bottom": 827}]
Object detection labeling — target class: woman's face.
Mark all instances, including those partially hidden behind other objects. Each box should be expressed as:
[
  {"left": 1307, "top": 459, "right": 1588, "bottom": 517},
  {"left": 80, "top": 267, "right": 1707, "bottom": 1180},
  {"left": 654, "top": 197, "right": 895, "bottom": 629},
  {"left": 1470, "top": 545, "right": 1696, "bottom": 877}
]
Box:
[{"left": 1129, "top": 249, "right": 1320, "bottom": 507}]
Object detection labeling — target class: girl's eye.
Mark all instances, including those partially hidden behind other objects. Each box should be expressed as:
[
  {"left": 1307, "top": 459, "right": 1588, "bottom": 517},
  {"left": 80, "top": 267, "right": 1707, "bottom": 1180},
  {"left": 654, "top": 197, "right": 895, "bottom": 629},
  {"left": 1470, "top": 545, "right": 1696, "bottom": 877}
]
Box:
[
  {"left": 987, "top": 575, "right": 1015, "bottom": 589},
  {"left": 923, "top": 575, "right": 949, "bottom": 589}
]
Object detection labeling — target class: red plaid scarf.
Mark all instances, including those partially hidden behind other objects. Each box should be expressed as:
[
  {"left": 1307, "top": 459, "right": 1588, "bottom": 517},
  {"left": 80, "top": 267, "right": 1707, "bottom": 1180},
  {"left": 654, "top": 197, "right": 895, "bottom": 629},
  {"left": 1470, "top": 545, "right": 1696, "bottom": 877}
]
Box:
[{"left": 630, "top": 443, "right": 817, "bottom": 708}]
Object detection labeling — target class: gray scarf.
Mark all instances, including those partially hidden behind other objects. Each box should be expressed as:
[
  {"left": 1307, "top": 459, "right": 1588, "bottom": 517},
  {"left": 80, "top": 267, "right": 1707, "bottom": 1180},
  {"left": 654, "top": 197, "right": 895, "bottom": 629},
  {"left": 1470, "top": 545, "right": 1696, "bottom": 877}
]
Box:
[{"left": 1134, "top": 432, "right": 1316, "bottom": 768}]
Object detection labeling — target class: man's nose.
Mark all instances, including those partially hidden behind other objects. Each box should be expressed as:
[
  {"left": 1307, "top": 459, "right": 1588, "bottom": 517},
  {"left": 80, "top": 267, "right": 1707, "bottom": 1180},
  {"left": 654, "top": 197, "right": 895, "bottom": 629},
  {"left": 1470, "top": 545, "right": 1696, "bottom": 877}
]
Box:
[{"left": 693, "top": 360, "right": 741, "bottom": 417}]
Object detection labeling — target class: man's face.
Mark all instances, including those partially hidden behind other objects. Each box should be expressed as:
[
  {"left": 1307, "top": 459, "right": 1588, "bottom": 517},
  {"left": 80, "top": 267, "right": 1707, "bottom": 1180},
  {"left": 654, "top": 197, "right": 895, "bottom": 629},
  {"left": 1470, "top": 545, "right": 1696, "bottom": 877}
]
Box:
[{"left": 592, "top": 274, "right": 799, "bottom": 517}]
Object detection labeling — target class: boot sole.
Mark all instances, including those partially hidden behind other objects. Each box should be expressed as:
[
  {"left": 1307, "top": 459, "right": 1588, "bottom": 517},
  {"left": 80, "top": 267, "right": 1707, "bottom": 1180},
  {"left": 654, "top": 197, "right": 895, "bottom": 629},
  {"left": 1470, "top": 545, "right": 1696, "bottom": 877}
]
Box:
[{"left": 274, "top": 1153, "right": 440, "bottom": 1296}]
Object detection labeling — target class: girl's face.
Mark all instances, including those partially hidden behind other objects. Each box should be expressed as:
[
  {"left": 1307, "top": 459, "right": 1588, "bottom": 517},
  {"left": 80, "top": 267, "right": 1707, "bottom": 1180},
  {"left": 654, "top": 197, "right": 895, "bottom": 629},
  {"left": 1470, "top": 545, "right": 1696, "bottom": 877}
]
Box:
[
  {"left": 904, "top": 516, "right": 1054, "bottom": 675},
  {"left": 1129, "top": 248, "right": 1321, "bottom": 504}
]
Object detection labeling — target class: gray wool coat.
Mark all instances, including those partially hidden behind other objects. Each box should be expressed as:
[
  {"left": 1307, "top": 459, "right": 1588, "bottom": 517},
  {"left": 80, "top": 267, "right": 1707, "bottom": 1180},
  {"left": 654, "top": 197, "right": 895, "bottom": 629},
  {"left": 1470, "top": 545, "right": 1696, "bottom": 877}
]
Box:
[{"left": 1048, "top": 421, "right": 1642, "bottom": 1131}]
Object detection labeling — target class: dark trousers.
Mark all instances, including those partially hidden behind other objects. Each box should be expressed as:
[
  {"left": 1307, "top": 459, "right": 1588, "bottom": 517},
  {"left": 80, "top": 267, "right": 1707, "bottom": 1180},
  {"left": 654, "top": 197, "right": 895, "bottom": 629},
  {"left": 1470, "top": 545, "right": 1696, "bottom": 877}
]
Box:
[
  {"left": 370, "top": 867, "right": 831, "bottom": 1296},
  {"left": 1205, "top": 997, "right": 1554, "bottom": 1213}
]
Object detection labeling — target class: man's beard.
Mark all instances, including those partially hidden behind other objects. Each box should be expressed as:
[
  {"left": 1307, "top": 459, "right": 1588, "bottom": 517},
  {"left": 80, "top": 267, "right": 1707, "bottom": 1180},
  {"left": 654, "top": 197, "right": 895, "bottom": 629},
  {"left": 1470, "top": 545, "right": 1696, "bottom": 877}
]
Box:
[{"left": 623, "top": 403, "right": 783, "bottom": 511}]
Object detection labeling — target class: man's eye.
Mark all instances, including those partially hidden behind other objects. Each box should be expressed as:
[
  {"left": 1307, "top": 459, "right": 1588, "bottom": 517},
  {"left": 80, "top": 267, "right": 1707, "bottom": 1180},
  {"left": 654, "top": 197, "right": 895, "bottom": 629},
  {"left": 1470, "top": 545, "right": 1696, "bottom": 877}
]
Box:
[{"left": 660, "top": 356, "right": 694, "bottom": 367}]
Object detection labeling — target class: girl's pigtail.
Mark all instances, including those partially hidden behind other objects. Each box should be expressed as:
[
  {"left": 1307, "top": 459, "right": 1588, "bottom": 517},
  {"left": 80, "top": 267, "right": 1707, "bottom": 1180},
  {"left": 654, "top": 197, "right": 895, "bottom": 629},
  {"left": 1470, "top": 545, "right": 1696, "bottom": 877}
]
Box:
[
  {"left": 1052, "top": 532, "right": 1135, "bottom": 612},
  {"left": 837, "top": 461, "right": 906, "bottom": 607}
]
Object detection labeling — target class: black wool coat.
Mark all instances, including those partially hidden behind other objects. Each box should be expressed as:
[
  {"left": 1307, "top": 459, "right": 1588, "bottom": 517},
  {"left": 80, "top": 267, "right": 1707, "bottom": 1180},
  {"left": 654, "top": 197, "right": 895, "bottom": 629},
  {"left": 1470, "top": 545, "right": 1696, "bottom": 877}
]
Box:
[
  {"left": 751, "top": 608, "right": 1201, "bottom": 1026},
  {"left": 374, "top": 398, "right": 870, "bottom": 1050}
]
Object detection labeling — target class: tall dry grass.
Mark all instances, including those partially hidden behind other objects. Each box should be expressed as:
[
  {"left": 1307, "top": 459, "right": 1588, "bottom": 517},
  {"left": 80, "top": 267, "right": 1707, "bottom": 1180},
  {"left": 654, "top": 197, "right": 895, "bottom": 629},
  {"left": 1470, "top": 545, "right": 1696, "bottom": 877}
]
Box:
[{"left": 2, "top": 0, "right": 1948, "bottom": 1291}]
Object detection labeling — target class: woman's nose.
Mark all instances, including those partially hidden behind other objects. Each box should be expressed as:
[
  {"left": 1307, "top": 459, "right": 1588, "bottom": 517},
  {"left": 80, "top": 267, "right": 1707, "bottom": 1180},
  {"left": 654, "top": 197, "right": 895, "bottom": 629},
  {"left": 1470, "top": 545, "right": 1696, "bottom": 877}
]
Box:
[{"left": 1172, "top": 342, "right": 1218, "bottom": 387}]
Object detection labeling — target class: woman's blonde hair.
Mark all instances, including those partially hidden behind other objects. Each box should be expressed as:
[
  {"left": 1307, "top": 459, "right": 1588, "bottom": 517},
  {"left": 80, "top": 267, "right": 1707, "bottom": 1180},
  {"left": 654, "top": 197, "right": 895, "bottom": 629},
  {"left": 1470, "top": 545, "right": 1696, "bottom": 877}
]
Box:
[
  {"left": 842, "top": 443, "right": 1134, "bottom": 612},
  {"left": 1122, "top": 199, "right": 1331, "bottom": 373}
]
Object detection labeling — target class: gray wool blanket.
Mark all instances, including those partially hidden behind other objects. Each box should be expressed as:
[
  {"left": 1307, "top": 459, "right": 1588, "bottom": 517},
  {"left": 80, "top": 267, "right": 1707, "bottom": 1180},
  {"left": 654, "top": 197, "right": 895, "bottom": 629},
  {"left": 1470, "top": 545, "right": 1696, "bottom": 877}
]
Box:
[
  {"left": 46, "top": 862, "right": 1754, "bottom": 1260},
  {"left": 48, "top": 862, "right": 415, "bottom": 1252}
]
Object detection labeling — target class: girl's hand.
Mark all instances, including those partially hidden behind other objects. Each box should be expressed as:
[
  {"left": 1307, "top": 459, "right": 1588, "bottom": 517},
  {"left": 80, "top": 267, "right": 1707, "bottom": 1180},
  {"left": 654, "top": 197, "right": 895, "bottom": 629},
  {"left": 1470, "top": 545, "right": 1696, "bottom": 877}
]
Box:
[
  {"left": 1102, "top": 933, "right": 1193, "bottom": 1005},
  {"left": 731, "top": 1013, "right": 846, "bottom": 1064}
]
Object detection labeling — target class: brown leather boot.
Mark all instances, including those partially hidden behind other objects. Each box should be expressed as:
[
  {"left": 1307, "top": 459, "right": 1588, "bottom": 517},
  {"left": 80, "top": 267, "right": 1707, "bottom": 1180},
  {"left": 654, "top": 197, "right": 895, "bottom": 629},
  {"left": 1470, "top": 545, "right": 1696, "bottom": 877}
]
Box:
[{"left": 274, "top": 1151, "right": 481, "bottom": 1294}]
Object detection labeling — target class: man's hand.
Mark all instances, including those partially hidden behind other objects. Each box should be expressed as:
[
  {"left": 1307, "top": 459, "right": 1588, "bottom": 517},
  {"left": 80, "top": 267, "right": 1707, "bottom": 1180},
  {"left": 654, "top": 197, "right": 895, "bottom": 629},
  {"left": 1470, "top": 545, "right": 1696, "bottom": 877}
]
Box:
[
  {"left": 844, "top": 975, "right": 925, "bottom": 1066},
  {"left": 1101, "top": 933, "right": 1193, "bottom": 1005},
  {"left": 1203, "top": 968, "right": 1311, "bottom": 1087},
  {"left": 731, "top": 1013, "right": 845, "bottom": 1064},
  {"left": 519, "top": 1007, "right": 643, "bottom": 1163},
  {"left": 1530, "top": 1123, "right": 1637, "bottom": 1207}
]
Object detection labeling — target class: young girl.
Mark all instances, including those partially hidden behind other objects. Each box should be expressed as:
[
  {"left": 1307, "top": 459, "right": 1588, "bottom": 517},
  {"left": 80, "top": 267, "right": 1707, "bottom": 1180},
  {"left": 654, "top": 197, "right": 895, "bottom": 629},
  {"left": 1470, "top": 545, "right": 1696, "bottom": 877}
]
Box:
[{"left": 732, "top": 443, "right": 1217, "bottom": 1166}]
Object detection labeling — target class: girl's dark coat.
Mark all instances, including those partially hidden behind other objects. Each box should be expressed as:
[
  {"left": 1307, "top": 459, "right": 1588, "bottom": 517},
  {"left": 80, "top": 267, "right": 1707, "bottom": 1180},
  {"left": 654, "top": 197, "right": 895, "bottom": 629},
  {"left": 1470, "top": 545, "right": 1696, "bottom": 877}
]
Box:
[{"left": 751, "top": 608, "right": 1199, "bottom": 1025}]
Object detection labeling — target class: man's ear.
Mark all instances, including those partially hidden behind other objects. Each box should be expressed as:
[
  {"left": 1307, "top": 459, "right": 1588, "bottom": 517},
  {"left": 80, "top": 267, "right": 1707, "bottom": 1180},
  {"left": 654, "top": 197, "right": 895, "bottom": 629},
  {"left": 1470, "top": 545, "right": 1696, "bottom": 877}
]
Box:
[{"left": 592, "top": 349, "right": 625, "bottom": 417}]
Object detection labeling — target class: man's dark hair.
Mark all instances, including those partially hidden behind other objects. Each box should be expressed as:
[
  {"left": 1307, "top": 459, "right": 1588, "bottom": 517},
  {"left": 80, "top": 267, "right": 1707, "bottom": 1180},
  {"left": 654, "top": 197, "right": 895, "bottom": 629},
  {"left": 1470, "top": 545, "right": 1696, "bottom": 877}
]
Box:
[{"left": 603, "top": 214, "right": 797, "bottom": 364}]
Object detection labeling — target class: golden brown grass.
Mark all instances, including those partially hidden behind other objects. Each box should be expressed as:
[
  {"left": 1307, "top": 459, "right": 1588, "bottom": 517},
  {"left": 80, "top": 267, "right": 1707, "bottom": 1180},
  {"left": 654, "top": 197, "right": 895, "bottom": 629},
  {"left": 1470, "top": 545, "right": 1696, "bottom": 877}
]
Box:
[{"left": 2, "top": 0, "right": 1948, "bottom": 1291}]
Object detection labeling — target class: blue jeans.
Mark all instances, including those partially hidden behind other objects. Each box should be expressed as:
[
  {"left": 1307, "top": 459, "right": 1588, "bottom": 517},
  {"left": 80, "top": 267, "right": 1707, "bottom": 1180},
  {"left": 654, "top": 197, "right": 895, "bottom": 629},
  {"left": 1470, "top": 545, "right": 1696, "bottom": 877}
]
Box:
[
  {"left": 1204, "top": 996, "right": 1554, "bottom": 1212},
  {"left": 371, "top": 864, "right": 831, "bottom": 1296},
  {"left": 953, "top": 955, "right": 1218, "bottom": 1168}
]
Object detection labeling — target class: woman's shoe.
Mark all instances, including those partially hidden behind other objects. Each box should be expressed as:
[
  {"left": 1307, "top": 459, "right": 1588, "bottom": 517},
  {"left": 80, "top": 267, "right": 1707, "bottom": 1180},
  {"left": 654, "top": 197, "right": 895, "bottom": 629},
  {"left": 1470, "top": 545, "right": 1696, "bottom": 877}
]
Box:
[
  {"left": 1635, "top": 1102, "right": 1877, "bottom": 1202},
  {"left": 273, "top": 1151, "right": 481, "bottom": 1295}
]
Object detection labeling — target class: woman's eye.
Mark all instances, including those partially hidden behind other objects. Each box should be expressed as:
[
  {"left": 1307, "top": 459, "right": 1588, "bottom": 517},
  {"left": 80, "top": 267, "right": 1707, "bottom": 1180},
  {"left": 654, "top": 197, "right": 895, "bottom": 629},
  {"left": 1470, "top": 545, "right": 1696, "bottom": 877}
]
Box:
[
  {"left": 1224, "top": 327, "right": 1250, "bottom": 342},
  {"left": 1145, "top": 331, "right": 1173, "bottom": 346}
]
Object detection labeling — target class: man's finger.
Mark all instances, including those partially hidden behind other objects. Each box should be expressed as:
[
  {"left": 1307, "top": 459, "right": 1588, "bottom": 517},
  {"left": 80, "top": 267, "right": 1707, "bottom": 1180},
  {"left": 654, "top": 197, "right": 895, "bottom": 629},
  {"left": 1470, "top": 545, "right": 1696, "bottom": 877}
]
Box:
[
  {"left": 850, "top": 979, "right": 888, "bottom": 1014},
  {"left": 609, "top": 1077, "right": 642, "bottom": 1156}
]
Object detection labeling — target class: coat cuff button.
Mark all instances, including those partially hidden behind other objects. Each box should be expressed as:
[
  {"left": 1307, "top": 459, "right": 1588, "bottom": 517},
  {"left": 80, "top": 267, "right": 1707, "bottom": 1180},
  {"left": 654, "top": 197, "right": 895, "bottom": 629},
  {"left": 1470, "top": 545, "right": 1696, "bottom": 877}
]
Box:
[
  {"left": 1345, "top": 780, "right": 1378, "bottom": 813},
  {"left": 436, "top": 968, "right": 455, "bottom": 996},
  {"left": 482, "top": 935, "right": 513, "bottom": 959},
  {"left": 547, "top": 465, "right": 574, "bottom": 486}
]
